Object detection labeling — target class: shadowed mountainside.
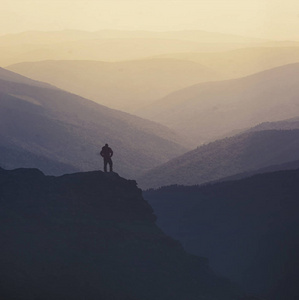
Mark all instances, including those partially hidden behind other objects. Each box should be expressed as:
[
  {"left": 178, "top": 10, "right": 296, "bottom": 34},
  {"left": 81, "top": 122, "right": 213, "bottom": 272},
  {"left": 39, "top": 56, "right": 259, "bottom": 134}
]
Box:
[
  {"left": 144, "top": 169, "right": 299, "bottom": 300},
  {"left": 138, "top": 129, "right": 299, "bottom": 189},
  {"left": 0, "top": 67, "right": 188, "bottom": 178},
  {"left": 212, "top": 159, "right": 299, "bottom": 184},
  {"left": 138, "top": 63, "right": 299, "bottom": 144},
  {"left": 0, "top": 167, "right": 245, "bottom": 300},
  {"left": 7, "top": 59, "right": 220, "bottom": 113}
]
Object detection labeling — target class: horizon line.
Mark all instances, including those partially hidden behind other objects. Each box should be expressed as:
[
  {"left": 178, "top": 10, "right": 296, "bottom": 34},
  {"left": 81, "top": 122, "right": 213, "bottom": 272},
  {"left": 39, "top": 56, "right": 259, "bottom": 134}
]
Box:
[{"left": 0, "top": 28, "right": 280, "bottom": 42}]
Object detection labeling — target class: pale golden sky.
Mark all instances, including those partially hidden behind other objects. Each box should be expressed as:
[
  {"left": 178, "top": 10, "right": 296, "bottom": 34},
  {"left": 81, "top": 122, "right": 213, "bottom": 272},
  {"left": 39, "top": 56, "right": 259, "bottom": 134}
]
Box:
[{"left": 1, "top": 0, "right": 299, "bottom": 40}]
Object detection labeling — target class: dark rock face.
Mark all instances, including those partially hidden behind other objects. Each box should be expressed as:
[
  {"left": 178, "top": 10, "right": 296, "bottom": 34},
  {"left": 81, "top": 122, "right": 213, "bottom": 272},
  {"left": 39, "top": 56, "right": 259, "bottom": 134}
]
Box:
[
  {"left": 0, "top": 168, "right": 241, "bottom": 300},
  {"left": 144, "top": 169, "right": 299, "bottom": 300}
]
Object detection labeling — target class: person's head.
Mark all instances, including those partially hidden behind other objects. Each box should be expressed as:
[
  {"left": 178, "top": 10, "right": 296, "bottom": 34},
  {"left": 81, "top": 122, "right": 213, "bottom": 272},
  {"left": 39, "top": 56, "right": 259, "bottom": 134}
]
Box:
[{"left": 105, "top": 143, "right": 108, "bottom": 147}]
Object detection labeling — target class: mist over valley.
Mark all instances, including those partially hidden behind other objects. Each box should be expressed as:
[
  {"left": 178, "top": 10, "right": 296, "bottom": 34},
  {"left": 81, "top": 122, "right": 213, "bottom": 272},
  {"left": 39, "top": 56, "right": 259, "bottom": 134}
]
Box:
[{"left": 1, "top": 21, "right": 299, "bottom": 300}]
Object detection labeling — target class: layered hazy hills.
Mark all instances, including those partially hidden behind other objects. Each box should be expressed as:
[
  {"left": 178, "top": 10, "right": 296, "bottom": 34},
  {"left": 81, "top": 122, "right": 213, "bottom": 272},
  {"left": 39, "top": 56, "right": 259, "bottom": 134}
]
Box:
[
  {"left": 139, "top": 63, "right": 299, "bottom": 144},
  {"left": 0, "top": 38, "right": 211, "bottom": 67},
  {"left": 0, "top": 29, "right": 272, "bottom": 66},
  {"left": 0, "top": 67, "right": 188, "bottom": 177},
  {"left": 0, "top": 167, "right": 244, "bottom": 300},
  {"left": 138, "top": 129, "right": 299, "bottom": 189},
  {"left": 7, "top": 59, "right": 220, "bottom": 112},
  {"left": 7, "top": 47, "right": 299, "bottom": 113},
  {"left": 207, "top": 116, "right": 299, "bottom": 183},
  {"left": 154, "top": 46, "right": 299, "bottom": 79},
  {"left": 144, "top": 169, "right": 299, "bottom": 300}
]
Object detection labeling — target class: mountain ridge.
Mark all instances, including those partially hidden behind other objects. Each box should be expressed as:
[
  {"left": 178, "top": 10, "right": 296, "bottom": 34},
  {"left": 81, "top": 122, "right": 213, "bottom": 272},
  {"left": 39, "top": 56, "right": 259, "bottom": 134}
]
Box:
[
  {"left": 0, "top": 29, "right": 276, "bottom": 67},
  {"left": 152, "top": 47, "right": 299, "bottom": 80},
  {"left": 7, "top": 59, "right": 220, "bottom": 112},
  {"left": 138, "top": 62, "right": 299, "bottom": 144},
  {"left": 138, "top": 129, "right": 299, "bottom": 189}
]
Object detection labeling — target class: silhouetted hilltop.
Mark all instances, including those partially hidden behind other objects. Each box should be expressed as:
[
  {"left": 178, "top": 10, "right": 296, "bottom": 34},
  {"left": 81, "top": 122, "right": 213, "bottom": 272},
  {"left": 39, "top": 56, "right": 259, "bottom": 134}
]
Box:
[
  {"left": 0, "top": 167, "right": 244, "bottom": 300},
  {"left": 138, "top": 129, "right": 299, "bottom": 189},
  {"left": 144, "top": 169, "right": 299, "bottom": 300}
]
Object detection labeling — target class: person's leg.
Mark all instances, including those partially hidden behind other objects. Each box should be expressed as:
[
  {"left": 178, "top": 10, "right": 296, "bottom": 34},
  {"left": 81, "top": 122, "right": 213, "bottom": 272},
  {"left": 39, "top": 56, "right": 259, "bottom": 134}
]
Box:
[
  {"left": 104, "top": 159, "right": 108, "bottom": 172},
  {"left": 108, "top": 158, "right": 113, "bottom": 172}
]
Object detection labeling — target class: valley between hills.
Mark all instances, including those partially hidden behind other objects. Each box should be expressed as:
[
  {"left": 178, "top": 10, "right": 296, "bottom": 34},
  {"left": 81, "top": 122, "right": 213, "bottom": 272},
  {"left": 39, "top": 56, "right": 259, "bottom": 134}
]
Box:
[{"left": 1, "top": 29, "right": 299, "bottom": 300}]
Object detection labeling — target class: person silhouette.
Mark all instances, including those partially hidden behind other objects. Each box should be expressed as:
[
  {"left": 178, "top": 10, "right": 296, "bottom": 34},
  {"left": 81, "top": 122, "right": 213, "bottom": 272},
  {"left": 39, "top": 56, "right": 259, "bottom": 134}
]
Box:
[{"left": 100, "top": 143, "right": 113, "bottom": 172}]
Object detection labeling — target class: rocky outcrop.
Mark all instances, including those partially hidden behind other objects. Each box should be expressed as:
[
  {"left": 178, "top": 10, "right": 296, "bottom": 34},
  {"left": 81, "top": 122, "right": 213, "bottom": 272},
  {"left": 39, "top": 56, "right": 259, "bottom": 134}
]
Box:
[{"left": 0, "top": 168, "right": 242, "bottom": 300}]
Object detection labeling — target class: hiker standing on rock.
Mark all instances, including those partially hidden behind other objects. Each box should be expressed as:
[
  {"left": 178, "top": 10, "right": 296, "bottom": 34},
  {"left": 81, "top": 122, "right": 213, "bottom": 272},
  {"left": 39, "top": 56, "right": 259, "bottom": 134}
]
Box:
[{"left": 100, "top": 143, "right": 113, "bottom": 172}]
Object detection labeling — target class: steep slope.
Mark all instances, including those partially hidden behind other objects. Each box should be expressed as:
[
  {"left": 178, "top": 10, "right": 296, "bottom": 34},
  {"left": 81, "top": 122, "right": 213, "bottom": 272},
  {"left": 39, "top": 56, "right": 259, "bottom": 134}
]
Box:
[
  {"left": 0, "top": 167, "right": 244, "bottom": 300},
  {"left": 144, "top": 169, "right": 299, "bottom": 300},
  {"left": 139, "top": 63, "right": 299, "bottom": 144},
  {"left": 0, "top": 67, "right": 188, "bottom": 178},
  {"left": 7, "top": 59, "right": 220, "bottom": 113},
  {"left": 138, "top": 129, "right": 299, "bottom": 189},
  {"left": 154, "top": 47, "right": 299, "bottom": 80},
  {"left": 0, "top": 67, "right": 52, "bottom": 88}
]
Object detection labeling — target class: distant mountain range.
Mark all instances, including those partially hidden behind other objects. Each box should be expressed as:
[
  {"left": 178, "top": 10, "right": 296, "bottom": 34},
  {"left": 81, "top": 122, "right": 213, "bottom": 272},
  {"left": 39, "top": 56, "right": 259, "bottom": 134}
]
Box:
[
  {"left": 0, "top": 29, "right": 272, "bottom": 66},
  {"left": 153, "top": 46, "right": 299, "bottom": 80},
  {"left": 0, "top": 67, "right": 187, "bottom": 178},
  {"left": 138, "top": 129, "right": 299, "bottom": 189},
  {"left": 7, "top": 47, "right": 299, "bottom": 114},
  {"left": 138, "top": 63, "right": 299, "bottom": 144},
  {"left": 7, "top": 59, "right": 220, "bottom": 113},
  {"left": 144, "top": 168, "right": 299, "bottom": 300}
]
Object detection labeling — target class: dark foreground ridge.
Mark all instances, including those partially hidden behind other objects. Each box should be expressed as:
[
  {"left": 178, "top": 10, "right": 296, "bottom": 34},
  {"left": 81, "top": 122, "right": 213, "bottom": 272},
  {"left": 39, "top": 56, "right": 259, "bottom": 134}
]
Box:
[{"left": 0, "top": 168, "right": 244, "bottom": 300}]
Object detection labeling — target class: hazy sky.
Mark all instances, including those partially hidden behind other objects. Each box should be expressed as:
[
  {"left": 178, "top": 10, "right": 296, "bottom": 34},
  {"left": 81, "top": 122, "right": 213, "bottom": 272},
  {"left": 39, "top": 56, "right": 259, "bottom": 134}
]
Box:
[{"left": 1, "top": 0, "right": 299, "bottom": 40}]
